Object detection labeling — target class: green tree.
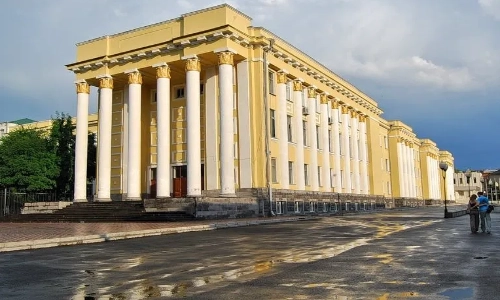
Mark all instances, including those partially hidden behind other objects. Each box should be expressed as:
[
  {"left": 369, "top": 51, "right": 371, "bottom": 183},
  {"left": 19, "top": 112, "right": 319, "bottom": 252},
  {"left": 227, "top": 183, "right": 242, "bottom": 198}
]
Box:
[
  {"left": 87, "top": 132, "right": 97, "bottom": 181},
  {"left": 0, "top": 127, "right": 59, "bottom": 191},
  {"left": 49, "top": 112, "right": 75, "bottom": 197}
]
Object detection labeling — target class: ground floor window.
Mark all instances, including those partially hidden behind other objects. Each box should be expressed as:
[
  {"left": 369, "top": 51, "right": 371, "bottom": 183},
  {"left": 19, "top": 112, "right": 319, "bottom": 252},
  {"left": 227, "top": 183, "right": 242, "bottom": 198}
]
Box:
[
  {"left": 276, "top": 201, "right": 286, "bottom": 215},
  {"left": 322, "top": 202, "right": 328, "bottom": 212},
  {"left": 309, "top": 201, "right": 315, "bottom": 212},
  {"left": 294, "top": 201, "right": 302, "bottom": 213}
]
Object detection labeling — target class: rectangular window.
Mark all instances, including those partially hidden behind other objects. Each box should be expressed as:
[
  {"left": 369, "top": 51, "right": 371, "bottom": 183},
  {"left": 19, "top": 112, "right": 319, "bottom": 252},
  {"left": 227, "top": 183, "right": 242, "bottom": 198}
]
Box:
[
  {"left": 459, "top": 178, "right": 463, "bottom": 184},
  {"left": 339, "top": 133, "right": 343, "bottom": 155},
  {"left": 309, "top": 201, "right": 315, "bottom": 212},
  {"left": 330, "top": 168, "right": 335, "bottom": 187},
  {"left": 340, "top": 170, "right": 344, "bottom": 188},
  {"left": 385, "top": 159, "right": 390, "bottom": 171},
  {"left": 302, "top": 90, "right": 306, "bottom": 107},
  {"left": 328, "top": 129, "right": 332, "bottom": 152},
  {"left": 304, "top": 164, "right": 309, "bottom": 186},
  {"left": 288, "top": 161, "right": 294, "bottom": 184},
  {"left": 303, "top": 121, "right": 308, "bottom": 146},
  {"left": 271, "top": 158, "right": 278, "bottom": 183},
  {"left": 287, "top": 115, "right": 293, "bottom": 142},
  {"left": 270, "top": 109, "right": 276, "bottom": 138},
  {"left": 268, "top": 71, "right": 275, "bottom": 94},
  {"left": 286, "top": 81, "right": 291, "bottom": 100},
  {"left": 384, "top": 136, "right": 388, "bottom": 149},
  {"left": 175, "top": 87, "right": 185, "bottom": 99},
  {"left": 474, "top": 177, "right": 477, "bottom": 184},
  {"left": 294, "top": 201, "right": 301, "bottom": 213},
  {"left": 151, "top": 90, "right": 157, "bottom": 103},
  {"left": 318, "top": 166, "right": 322, "bottom": 187},
  {"left": 316, "top": 126, "right": 320, "bottom": 150}
]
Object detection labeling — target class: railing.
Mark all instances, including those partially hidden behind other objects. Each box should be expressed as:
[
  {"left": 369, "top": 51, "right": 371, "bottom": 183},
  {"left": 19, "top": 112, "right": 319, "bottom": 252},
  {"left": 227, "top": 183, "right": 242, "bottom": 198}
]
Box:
[{"left": 0, "top": 189, "right": 92, "bottom": 218}]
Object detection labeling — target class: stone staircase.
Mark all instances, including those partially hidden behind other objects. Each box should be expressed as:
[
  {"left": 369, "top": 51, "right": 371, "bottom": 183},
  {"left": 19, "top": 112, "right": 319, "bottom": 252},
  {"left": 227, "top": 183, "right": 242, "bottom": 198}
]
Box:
[{"left": 2, "top": 201, "right": 195, "bottom": 223}]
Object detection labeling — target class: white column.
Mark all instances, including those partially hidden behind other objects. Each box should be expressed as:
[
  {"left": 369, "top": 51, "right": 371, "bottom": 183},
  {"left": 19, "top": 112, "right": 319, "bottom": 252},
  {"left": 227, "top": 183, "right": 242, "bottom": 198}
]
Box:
[
  {"left": 397, "top": 141, "right": 405, "bottom": 197},
  {"left": 236, "top": 61, "right": 252, "bottom": 188},
  {"left": 308, "top": 87, "right": 319, "bottom": 191},
  {"left": 320, "top": 94, "right": 330, "bottom": 192},
  {"left": 341, "top": 106, "right": 351, "bottom": 192},
  {"left": 205, "top": 67, "right": 219, "bottom": 190},
  {"left": 96, "top": 76, "right": 113, "bottom": 202},
  {"left": 122, "top": 88, "right": 129, "bottom": 197},
  {"left": 154, "top": 64, "right": 171, "bottom": 198},
  {"left": 293, "top": 80, "right": 305, "bottom": 190},
  {"left": 217, "top": 51, "right": 236, "bottom": 197},
  {"left": 126, "top": 71, "right": 142, "bottom": 200},
  {"left": 403, "top": 144, "right": 409, "bottom": 197},
  {"left": 74, "top": 81, "right": 90, "bottom": 202},
  {"left": 351, "top": 111, "right": 360, "bottom": 194},
  {"left": 277, "top": 71, "right": 289, "bottom": 189},
  {"left": 331, "top": 102, "right": 342, "bottom": 191},
  {"left": 409, "top": 146, "right": 416, "bottom": 198},
  {"left": 359, "top": 116, "right": 368, "bottom": 194},
  {"left": 184, "top": 56, "right": 202, "bottom": 197}
]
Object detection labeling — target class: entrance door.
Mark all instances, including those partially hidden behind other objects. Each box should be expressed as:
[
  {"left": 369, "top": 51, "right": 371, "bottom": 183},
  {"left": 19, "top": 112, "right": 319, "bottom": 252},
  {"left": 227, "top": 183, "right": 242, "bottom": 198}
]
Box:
[
  {"left": 149, "top": 167, "right": 157, "bottom": 199},
  {"left": 173, "top": 165, "right": 187, "bottom": 198}
]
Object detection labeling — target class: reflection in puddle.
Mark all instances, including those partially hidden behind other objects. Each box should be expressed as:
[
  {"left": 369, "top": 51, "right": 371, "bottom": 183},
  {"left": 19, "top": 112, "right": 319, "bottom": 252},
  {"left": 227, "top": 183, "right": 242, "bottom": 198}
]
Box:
[{"left": 439, "top": 287, "right": 474, "bottom": 300}]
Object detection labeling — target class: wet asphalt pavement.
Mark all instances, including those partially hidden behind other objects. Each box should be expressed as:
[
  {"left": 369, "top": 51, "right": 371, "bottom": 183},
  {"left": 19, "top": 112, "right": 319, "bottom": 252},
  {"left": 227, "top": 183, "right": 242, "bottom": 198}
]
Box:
[{"left": 0, "top": 207, "right": 498, "bottom": 300}]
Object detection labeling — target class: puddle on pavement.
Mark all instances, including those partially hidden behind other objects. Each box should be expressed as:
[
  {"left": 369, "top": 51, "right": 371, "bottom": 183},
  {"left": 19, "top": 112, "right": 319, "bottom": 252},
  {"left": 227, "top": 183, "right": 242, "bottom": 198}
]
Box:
[
  {"left": 438, "top": 287, "right": 474, "bottom": 299},
  {"left": 473, "top": 256, "right": 488, "bottom": 260}
]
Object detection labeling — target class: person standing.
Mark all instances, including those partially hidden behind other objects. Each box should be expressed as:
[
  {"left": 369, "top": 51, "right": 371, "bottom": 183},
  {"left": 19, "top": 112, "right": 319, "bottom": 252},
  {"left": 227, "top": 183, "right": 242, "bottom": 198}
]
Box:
[
  {"left": 468, "top": 194, "right": 479, "bottom": 233},
  {"left": 477, "top": 192, "right": 491, "bottom": 234}
]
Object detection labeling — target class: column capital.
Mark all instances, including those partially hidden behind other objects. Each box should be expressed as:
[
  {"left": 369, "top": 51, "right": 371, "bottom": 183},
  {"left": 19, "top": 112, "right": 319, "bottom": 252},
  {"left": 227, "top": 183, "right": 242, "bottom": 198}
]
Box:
[
  {"left": 126, "top": 71, "right": 142, "bottom": 84},
  {"left": 341, "top": 105, "right": 349, "bottom": 114},
  {"left": 293, "top": 80, "right": 303, "bottom": 91},
  {"left": 331, "top": 100, "right": 339, "bottom": 109},
  {"left": 277, "top": 72, "right": 287, "bottom": 84},
  {"left": 75, "top": 81, "right": 90, "bottom": 94},
  {"left": 154, "top": 64, "right": 171, "bottom": 79},
  {"left": 98, "top": 77, "right": 113, "bottom": 89},
  {"left": 307, "top": 86, "right": 317, "bottom": 98},
  {"left": 217, "top": 51, "right": 234, "bottom": 66},
  {"left": 350, "top": 110, "right": 358, "bottom": 118},
  {"left": 320, "top": 94, "right": 328, "bottom": 105},
  {"left": 397, "top": 137, "right": 403, "bottom": 143},
  {"left": 358, "top": 114, "right": 366, "bottom": 122},
  {"left": 184, "top": 56, "right": 201, "bottom": 72}
]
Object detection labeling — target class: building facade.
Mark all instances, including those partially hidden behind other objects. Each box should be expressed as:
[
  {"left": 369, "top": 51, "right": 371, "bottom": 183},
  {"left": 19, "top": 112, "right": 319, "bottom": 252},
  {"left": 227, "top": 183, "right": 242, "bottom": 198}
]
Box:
[
  {"left": 66, "top": 5, "right": 455, "bottom": 212},
  {"left": 454, "top": 170, "right": 483, "bottom": 203}
]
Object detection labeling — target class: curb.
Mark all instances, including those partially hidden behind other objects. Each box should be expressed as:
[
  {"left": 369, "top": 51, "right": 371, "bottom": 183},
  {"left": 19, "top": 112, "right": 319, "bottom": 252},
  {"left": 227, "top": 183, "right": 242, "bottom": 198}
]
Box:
[{"left": 0, "top": 217, "right": 308, "bottom": 253}]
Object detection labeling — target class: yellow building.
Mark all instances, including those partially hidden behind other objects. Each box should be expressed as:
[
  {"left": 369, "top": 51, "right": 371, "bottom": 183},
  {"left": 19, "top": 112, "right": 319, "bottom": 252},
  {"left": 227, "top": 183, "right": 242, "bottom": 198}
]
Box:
[{"left": 65, "top": 4, "right": 454, "bottom": 215}]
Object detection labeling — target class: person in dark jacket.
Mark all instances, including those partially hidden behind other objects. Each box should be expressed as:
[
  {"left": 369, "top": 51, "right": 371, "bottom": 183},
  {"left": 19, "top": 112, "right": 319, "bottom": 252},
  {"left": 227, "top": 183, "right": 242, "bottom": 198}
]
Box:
[{"left": 467, "top": 194, "right": 479, "bottom": 233}]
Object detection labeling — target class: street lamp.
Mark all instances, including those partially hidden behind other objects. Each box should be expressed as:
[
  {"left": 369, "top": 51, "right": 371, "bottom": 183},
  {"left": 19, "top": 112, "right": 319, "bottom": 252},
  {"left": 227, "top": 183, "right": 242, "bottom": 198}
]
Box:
[
  {"left": 465, "top": 169, "right": 472, "bottom": 198},
  {"left": 439, "top": 162, "right": 449, "bottom": 218},
  {"left": 480, "top": 177, "right": 485, "bottom": 194}
]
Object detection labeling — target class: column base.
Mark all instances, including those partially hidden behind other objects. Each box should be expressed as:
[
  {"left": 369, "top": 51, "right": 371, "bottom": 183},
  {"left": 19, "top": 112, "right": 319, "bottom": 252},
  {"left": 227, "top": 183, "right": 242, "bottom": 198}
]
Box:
[
  {"left": 125, "top": 196, "right": 142, "bottom": 201},
  {"left": 219, "top": 193, "right": 236, "bottom": 198},
  {"left": 187, "top": 194, "right": 202, "bottom": 198},
  {"left": 95, "top": 198, "right": 112, "bottom": 202},
  {"left": 73, "top": 198, "right": 88, "bottom": 203}
]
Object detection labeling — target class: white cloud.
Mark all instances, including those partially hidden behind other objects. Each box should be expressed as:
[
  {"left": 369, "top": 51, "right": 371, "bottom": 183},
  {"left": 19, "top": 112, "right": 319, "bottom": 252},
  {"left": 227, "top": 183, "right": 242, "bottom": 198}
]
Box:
[
  {"left": 0, "top": 0, "right": 499, "bottom": 120},
  {"left": 478, "top": 0, "right": 500, "bottom": 20}
]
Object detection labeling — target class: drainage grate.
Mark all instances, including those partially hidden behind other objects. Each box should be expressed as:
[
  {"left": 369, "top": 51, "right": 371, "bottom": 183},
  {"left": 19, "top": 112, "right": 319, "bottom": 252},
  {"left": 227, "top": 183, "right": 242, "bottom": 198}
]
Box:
[{"left": 473, "top": 256, "right": 488, "bottom": 260}]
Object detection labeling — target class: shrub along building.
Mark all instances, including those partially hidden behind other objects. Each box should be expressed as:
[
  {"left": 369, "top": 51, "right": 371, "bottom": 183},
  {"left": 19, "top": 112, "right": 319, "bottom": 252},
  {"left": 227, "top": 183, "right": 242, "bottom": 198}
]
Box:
[{"left": 66, "top": 4, "right": 455, "bottom": 217}]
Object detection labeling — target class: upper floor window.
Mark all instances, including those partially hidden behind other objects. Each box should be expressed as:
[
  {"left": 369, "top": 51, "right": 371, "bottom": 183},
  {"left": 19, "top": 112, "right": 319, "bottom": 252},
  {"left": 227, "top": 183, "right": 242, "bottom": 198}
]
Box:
[
  {"left": 270, "top": 109, "right": 276, "bottom": 138},
  {"left": 175, "top": 87, "right": 185, "bottom": 99},
  {"left": 286, "top": 82, "right": 291, "bottom": 101},
  {"left": 268, "top": 71, "right": 275, "bottom": 94}
]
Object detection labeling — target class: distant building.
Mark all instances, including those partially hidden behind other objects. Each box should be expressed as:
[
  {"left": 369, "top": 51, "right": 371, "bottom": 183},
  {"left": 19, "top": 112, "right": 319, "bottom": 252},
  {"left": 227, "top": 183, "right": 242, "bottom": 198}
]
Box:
[
  {"left": 0, "top": 118, "right": 36, "bottom": 139},
  {"left": 454, "top": 170, "right": 483, "bottom": 203}
]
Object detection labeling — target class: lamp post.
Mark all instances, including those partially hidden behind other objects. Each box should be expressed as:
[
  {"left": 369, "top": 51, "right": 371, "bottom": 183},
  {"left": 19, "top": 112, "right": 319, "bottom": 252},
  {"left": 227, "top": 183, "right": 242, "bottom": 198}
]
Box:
[
  {"left": 480, "top": 177, "right": 485, "bottom": 194},
  {"left": 489, "top": 179, "right": 493, "bottom": 201},
  {"left": 439, "top": 162, "right": 449, "bottom": 218},
  {"left": 465, "top": 169, "right": 472, "bottom": 198}
]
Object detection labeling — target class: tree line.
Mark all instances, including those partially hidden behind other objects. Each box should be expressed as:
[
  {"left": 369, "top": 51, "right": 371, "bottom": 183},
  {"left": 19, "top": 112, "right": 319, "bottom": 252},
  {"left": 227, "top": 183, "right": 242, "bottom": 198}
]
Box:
[{"left": 0, "top": 113, "right": 96, "bottom": 197}]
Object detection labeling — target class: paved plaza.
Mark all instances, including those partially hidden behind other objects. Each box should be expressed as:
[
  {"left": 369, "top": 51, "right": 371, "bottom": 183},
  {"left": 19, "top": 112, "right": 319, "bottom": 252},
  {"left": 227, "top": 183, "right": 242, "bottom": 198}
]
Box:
[{"left": 1, "top": 207, "right": 498, "bottom": 299}]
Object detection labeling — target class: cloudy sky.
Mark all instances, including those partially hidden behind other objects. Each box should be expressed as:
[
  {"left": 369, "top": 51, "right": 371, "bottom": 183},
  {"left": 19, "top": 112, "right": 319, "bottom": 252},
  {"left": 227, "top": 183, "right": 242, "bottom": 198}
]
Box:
[{"left": 1, "top": 0, "right": 499, "bottom": 170}]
